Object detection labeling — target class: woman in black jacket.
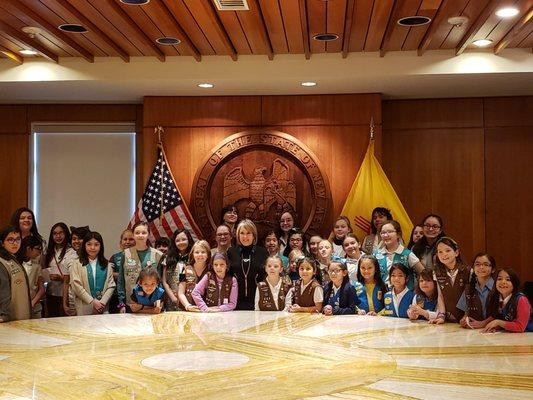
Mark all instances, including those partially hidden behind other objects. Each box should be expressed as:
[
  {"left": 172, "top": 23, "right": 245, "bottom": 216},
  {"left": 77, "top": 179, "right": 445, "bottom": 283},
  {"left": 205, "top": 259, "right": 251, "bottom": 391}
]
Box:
[{"left": 227, "top": 219, "right": 268, "bottom": 310}]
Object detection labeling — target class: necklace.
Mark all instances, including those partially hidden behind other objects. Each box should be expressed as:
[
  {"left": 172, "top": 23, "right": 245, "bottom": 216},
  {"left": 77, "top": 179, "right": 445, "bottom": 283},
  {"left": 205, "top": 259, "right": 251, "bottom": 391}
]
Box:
[{"left": 241, "top": 255, "right": 251, "bottom": 297}]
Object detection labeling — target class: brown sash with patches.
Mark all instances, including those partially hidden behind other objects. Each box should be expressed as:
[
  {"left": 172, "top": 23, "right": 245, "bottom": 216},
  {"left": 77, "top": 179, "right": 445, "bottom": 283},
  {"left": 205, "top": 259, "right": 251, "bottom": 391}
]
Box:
[
  {"left": 183, "top": 265, "right": 207, "bottom": 308},
  {"left": 204, "top": 271, "right": 233, "bottom": 307},
  {"left": 293, "top": 279, "right": 320, "bottom": 307},
  {"left": 434, "top": 264, "right": 470, "bottom": 321},
  {"left": 257, "top": 280, "right": 291, "bottom": 311},
  {"left": 0, "top": 257, "right": 31, "bottom": 321}
]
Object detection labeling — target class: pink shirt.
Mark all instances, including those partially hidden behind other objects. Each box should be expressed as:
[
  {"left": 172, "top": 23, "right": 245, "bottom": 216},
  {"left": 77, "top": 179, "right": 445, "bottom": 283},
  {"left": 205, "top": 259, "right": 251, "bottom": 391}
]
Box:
[
  {"left": 504, "top": 296, "right": 532, "bottom": 332},
  {"left": 192, "top": 274, "right": 238, "bottom": 312}
]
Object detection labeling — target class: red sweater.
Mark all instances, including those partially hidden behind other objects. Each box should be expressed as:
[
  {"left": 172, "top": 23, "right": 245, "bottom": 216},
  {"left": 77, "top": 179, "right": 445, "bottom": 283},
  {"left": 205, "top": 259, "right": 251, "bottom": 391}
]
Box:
[{"left": 503, "top": 296, "right": 531, "bottom": 332}]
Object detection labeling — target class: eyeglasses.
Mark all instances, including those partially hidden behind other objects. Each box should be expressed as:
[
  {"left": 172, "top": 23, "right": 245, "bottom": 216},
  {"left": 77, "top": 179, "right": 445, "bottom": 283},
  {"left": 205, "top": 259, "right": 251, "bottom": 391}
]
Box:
[
  {"left": 474, "top": 262, "right": 492, "bottom": 267},
  {"left": 380, "top": 230, "right": 396, "bottom": 236},
  {"left": 216, "top": 233, "right": 230, "bottom": 237},
  {"left": 4, "top": 238, "right": 21, "bottom": 244},
  {"left": 290, "top": 238, "right": 303, "bottom": 243},
  {"left": 423, "top": 224, "right": 441, "bottom": 230},
  {"left": 328, "top": 269, "right": 343, "bottom": 274}
]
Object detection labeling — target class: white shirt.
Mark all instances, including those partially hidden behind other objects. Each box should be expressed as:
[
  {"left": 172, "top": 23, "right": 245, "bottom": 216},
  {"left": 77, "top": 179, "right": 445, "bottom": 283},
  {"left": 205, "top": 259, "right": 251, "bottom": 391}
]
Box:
[
  {"left": 89, "top": 259, "right": 97, "bottom": 288},
  {"left": 254, "top": 278, "right": 283, "bottom": 311},
  {"left": 45, "top": 247, "right": 78, "bottom": 297},
  {"left": 346, "top": 256, "right": 362, "bottom": 286},
  {"left": 392, "top": 287, "right": 409, "bottom": 315},
  {"left": 446, "top": 268, "right": 459, "bottom": 286}
]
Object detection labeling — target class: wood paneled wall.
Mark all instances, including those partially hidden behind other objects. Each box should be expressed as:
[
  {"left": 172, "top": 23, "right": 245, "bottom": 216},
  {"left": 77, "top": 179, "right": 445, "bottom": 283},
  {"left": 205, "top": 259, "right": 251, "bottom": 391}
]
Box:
[
  {"left": 383, "top": 97, "right": 533, "bottom": 283},
  {"left": 142, "top": 94, "right": 382, "bottom": 239},
  {"left": 0, "top": 104, "right": 141, "bottom": 226}
]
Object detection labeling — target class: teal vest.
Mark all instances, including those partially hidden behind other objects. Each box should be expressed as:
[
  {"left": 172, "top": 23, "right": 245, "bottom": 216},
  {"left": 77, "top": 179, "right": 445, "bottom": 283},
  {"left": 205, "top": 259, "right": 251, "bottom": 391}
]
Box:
[
  {"left": 375, "top": 248, "right": 415, "bottom": 289},
  {"left": 86, "top": 260, "right": 108, "bottom": 300}
]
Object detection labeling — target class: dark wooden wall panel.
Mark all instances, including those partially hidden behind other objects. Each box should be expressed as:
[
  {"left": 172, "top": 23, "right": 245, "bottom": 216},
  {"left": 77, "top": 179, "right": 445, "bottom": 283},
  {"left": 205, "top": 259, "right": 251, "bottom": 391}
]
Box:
[
  {"left": 142, "top": 94, "right": 381, "bottom": 238},
  {"left": 0, "top": 134, "right": 29, "bottom": 225},
  {"left": 483, "top": 97, "right": 533, "bottom": 127},
  {"left": 261, "top": 94, "right": 382, "bottom": 126},
  {"left": 28, "top": 104, "right": 138, "bottom": 122},
  {"left": 383, "top": 98, "right": 484, "bottom": 129},
  {"left": 382, "top": 127, "right": 485, "bottom": 265},
  {"left": 383, "top": 96, "right": 533, "bottom": 284},
  {"left": 485, "top": 127, "right": 532, "bottom": 282}
]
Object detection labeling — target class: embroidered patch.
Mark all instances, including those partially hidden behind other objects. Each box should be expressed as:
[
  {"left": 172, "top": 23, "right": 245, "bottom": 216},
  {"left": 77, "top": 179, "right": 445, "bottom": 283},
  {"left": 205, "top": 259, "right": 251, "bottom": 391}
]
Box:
[
  {"left": 384, "top": 297, "right": 392, "bottom": 305},
  {"left": 377, "top": 291, "right": 383, "bottom": 301}
]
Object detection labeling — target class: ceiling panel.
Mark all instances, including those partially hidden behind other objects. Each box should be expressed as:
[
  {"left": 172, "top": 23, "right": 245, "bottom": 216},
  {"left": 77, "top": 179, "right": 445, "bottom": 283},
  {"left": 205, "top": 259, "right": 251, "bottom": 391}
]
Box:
[{"left": 0, "top": 0, "right": 528, "bottom": 63}]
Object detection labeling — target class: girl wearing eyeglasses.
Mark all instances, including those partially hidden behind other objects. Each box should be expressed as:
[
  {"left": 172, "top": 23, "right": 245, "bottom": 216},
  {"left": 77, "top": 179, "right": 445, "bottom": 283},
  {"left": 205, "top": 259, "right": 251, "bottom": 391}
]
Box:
[
  {"left": 322, "top": 260, "right": 358, "bottom": 315},
  {"left": 457, "top": 252, "right": 497, "bottom": 329},
  {"left": 412, "top": 214, "right": 446, "bottom": 269},
  {"left": 0, "top": 225, "right": 31, "bottom": 322},
  {"left": 374, "top": 220, "right": 424, "bottom": 289}
]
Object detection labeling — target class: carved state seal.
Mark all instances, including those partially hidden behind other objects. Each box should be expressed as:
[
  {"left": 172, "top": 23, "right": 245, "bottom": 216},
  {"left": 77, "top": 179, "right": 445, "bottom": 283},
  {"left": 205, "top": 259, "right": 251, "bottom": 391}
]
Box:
[{"left": 191, "top": 130, "right": 331, "bottom": 240}]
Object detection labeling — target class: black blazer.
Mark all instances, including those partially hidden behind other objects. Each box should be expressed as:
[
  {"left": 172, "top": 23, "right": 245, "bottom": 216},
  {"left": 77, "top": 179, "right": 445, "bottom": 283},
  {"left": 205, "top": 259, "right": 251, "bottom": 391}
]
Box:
[
  {"left": 227, "top": 244, "right": 268, "bottom": 310},
  {"left": 323, "top": 280, "right": 359, "bottom": 315}
]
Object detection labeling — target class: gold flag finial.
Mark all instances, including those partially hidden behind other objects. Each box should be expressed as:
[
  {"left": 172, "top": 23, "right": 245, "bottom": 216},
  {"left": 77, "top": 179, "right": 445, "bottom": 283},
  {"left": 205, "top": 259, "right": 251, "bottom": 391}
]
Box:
[
  {"left": 370, "top": 117, "right": 375, "bottom": 140},
  {"left": 155, "top": 125, "right": 164, "bottom": 144}
]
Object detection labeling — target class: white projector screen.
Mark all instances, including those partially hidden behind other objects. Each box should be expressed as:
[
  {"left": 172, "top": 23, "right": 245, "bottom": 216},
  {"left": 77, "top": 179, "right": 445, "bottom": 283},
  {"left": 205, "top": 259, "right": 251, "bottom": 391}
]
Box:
[{"left": 31, "top": 124, "right": 136, "bottom": 255}]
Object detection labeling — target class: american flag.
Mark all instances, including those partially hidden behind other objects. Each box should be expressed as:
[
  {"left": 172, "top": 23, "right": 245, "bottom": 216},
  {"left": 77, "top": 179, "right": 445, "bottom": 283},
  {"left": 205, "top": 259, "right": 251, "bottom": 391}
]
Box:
[{"left": 128, "top": 143, "right": 202, "bottom": 242}]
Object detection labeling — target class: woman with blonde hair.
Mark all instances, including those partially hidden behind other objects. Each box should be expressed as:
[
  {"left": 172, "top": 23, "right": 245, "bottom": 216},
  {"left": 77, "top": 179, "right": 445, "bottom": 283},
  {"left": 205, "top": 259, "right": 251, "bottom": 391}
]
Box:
[{"left": 227, "top": 219, "right": 268, "bottom": 310}]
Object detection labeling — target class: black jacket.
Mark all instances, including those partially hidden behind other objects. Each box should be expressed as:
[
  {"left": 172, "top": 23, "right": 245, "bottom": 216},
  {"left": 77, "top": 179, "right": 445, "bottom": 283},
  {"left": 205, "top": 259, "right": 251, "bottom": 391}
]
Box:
[
  {"left": 323, "top": 280, "right": 358, "bottom": 315},
  {"left": 227, "top": 245, "right": 268, "bottom": 310}
]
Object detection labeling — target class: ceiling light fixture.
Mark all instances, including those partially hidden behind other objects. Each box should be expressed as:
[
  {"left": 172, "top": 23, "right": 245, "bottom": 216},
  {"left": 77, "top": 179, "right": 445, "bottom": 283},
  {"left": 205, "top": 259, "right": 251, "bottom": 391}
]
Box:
[
  {"left": 495, "top": 7, "right": 519, "bottom": 18},
  {"left": 156, "top": 37, "right": 181, "bottom": 45},
  {"left": 20, "top": 49, "right": 38, "bottom": 55},
  {"left": 22, "top": 26, "right": 42, "bottom": 38},
  {"left": 313, "top": 33, "right": 339, "bottom": 42},
  {"left": 198, "top": 83, "right": 214, "bottom": 88},
  {"left": 58, "top": 24, "right": 88, "bottom": 33},
  {"left": 397, "top": 16, "right": 432, "bottom": 26},
  {"left": 447, "top": 16, "right": 469, "bottom": 27},
  {"left": 120, "top": 0, "right": 150, "bottom": 4},
  {"left": 472, "top": 39, "right": 493, "bottom": 47},
  {"left": 301, "top": 82, "right": 317, "bottom": 87}
]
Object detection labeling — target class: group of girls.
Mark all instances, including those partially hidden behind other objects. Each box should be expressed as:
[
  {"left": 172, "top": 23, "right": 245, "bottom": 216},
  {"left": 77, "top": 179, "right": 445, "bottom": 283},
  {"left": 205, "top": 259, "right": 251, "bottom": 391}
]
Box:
[{"left": 0, "top": 206, "right": 531, "bottom": 333}]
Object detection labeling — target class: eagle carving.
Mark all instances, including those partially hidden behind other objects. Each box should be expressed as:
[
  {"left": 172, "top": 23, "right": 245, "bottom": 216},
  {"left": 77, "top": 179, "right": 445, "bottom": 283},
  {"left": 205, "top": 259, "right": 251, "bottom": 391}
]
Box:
[{"left": 223, "top": 158, "right": 296, "bottom": 219}]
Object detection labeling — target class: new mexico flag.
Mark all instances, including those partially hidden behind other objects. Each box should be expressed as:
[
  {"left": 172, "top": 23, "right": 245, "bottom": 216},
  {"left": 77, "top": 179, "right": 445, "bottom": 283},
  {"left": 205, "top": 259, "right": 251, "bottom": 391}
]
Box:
[{"left": 340, "top": 139, "right": 413, "bottom": 243}]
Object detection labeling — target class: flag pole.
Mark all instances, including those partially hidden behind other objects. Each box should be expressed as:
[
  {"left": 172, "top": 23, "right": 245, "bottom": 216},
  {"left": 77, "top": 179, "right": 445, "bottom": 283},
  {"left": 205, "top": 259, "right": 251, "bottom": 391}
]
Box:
[{"left": 155, "top": 126, "right": 165, "bottom": 218}]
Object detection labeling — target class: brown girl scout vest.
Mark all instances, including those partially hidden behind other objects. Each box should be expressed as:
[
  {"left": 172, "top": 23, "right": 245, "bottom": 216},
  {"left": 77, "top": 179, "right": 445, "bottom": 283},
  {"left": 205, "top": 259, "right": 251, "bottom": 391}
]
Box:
[
  {"left": 183, "top": 265, "right": 207, "bottom": 309},
  {"left": 123, "top": 248, "right": 162, "bottom": 305},
  {"left": 464, "top": 280, "right": 495, "bottom": 321},
  {"left": 293, "top": 279, "right": 321, "bottom": 307},
  {"left": 204, "top": 271, "right": 233, "bottom": 307},
  {"left": 257, "top": 280, "right": 292, "bottom": 311},
  {"left": 0, "top": 257, "right": 31, "bottom": 321},
  {"left": 434, "top": 264, "right": 470, "bottom": 321},
  {"left": 164, "top": 261, "right": 183, "bottom": 311}
]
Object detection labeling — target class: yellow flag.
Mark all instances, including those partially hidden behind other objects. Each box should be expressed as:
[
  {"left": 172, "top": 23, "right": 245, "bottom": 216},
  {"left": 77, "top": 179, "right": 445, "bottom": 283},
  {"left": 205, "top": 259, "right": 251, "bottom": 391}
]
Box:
[{"left": 340, "top": 140, "right": 413, "bottom": 244}]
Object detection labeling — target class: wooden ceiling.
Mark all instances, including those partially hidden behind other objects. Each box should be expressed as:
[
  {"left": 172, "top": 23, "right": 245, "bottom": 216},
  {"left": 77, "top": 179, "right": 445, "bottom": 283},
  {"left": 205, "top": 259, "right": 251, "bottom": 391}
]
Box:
[{"left": 0, "top": 0, "right": 531, "bottom": 64}]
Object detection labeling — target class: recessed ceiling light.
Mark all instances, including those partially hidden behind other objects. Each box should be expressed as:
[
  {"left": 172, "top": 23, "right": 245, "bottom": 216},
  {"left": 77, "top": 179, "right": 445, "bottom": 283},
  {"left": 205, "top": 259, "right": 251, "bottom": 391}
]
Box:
[
  {"left": 301, "top": 82, "right": 317, "bottom": 87},
  {"left": 120, "top": 0, "right": 150, "bottom": 4},
  {"left": 447, "top": 16, "right": 469, "bottom": 27},
  {"left": 495, "top": 7, "right": 519, "bottom": 18},
  {"left": 156, "top": 37, "right": 181, "bottom": 45},
  {"left": 472, "top": 39, "right": 493, "bottom": 47},
  {"left": 198, "top": 83, "right": 214, "bottom": 88},
  {"left": 397, "top": 16, "right": 432, "bottom": 26},
  {"left": 313, "top": 33, "right": 339, "bottom": 42},
  {"left": 58, "top": 24, "right": 88, "bottom": 33},
  {"left": 20, "top": 49, "right": 38, "bottom": 55}
]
